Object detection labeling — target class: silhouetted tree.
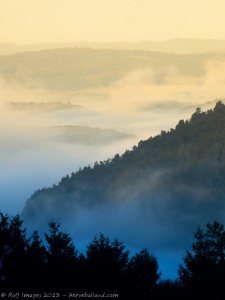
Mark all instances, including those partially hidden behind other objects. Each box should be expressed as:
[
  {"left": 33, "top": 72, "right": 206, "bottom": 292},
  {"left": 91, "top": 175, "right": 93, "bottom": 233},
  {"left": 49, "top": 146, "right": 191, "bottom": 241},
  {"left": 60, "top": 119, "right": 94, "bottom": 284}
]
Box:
[
  {"left": 24, "top": 230, "right": 47, "bottom": 290},
  {"left": 85, "top": 233, "right": 129, "bottom": 294},
  {"left": 128, "top": 249, "right": 160, "bottom": 300},
  {"left": 0, "top": 213, "right": 28, "bottom": 290},
  {"left": 44, "top": 220, "right": 78, "bottom": 290},
  {"left": 178, "top": 221, "right": 225, "bottom": 299},
  {"left": 0, "top": 212, "right": 10, "bottom": 289}
]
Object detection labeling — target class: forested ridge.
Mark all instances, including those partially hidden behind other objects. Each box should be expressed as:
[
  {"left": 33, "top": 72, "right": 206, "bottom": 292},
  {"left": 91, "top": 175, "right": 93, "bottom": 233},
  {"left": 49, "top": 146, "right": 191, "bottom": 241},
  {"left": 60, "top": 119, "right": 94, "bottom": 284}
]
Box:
[{"left": 23, "top": 101, "right": 225, "bottom": 224}]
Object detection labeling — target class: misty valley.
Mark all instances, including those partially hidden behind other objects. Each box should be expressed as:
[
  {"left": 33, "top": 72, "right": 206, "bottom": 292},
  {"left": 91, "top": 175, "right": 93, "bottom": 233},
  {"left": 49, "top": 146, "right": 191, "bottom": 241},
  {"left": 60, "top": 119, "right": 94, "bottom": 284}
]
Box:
[{"left": 1, "top": 42, "right": 225, "bottom": 298}]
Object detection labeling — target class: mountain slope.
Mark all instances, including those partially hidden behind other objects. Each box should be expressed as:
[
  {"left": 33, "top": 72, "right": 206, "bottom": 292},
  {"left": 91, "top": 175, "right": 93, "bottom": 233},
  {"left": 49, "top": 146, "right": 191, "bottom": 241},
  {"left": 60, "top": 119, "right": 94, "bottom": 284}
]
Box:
[{"left": 23, "top": 101, "right": 225, "bottom": 229}]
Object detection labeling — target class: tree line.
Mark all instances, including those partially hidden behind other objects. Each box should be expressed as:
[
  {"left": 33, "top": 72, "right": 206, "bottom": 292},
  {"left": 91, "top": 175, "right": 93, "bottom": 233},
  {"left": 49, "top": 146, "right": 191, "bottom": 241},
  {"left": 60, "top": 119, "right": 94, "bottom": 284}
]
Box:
[{"left": 1, "top": 212, "right": 225, "bottom": 299}]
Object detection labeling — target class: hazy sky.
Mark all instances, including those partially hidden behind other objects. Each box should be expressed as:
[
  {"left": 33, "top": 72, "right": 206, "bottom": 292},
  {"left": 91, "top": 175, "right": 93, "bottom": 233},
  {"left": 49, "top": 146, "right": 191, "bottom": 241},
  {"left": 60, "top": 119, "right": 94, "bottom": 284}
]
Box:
[{"left": 1, "top": 0, "right": 225, "bottom": 43}]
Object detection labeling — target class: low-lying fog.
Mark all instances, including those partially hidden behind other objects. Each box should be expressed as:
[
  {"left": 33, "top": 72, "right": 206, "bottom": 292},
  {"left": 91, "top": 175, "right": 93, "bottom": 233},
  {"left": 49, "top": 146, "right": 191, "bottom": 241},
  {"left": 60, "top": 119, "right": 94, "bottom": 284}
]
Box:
[{"left": 1, "top": 59, "right": 225, "bottom": 278}]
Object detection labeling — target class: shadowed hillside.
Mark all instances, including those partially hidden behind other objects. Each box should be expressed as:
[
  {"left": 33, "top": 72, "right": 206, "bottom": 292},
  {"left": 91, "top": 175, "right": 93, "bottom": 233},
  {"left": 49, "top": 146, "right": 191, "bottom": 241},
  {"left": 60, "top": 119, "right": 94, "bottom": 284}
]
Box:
[{"left": 23, "top": 102, "right": 225, "bottom": 241}]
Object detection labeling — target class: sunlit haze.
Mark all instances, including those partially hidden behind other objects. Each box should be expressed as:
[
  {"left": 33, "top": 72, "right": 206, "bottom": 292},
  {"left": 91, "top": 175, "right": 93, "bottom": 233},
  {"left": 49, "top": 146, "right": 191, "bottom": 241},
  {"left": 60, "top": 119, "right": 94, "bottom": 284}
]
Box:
[{"left": 1, "top": 0, "right": 225, "bottom": 43}]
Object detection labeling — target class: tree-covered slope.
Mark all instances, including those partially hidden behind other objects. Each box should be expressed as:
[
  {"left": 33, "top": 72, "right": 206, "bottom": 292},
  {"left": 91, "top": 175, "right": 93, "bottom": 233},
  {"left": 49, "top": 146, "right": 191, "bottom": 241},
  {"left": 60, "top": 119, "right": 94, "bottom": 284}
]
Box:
[{"left": 22, "top": 101, "right": 225, "bottom": 226}]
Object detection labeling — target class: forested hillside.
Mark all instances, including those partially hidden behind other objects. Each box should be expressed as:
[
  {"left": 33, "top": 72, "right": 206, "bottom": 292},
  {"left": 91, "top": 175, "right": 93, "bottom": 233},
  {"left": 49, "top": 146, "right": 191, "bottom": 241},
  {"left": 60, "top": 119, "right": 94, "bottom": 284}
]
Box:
[{"left": 23, "top": 101, "right": 225, "bottom": 228}]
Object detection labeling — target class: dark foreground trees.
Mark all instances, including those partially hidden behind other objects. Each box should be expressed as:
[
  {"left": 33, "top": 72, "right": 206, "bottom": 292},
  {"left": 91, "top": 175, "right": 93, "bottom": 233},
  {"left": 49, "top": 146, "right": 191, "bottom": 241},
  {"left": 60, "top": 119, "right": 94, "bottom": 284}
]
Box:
[
  {"left": 1, "top": 213, "right": 225, "bottom": 299},
  {"left": 0, "top": 213, "right": 33, "bottom": 290},
  {"left": 152, "top": 221, "right": 225, "bottom": 300},
  {"left": 0, "top": 212, "right": 160, "bottom": 299},
  {"left": 178, "top": 221, "right": 225, "bottom": 300}
]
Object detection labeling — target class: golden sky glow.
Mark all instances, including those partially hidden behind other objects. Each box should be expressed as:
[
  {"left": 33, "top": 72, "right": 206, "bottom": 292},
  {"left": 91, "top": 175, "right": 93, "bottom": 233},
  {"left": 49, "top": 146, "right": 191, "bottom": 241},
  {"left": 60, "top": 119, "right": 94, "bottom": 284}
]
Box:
[{"left": 1, "top": 0, "right": 225, "bottom": 43}]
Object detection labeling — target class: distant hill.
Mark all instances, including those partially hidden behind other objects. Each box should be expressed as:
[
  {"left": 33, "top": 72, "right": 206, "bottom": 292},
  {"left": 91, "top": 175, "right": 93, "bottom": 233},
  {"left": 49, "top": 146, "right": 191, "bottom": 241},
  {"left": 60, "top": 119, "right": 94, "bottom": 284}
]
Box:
[
  {"left": 1, "top": 39, "right": 225, "bottom": 55},
  {"left": 0, "top": 47, "right": 222, "bottom": 91},
  {"left": 22, "top": 101, "right": 225, "bottom": 236},
  {"left": 46, "top": 125, "right": 135, "bottom": 145},
  {"left": 8, "top": 101, "right": 81, "bottom": 113}
]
